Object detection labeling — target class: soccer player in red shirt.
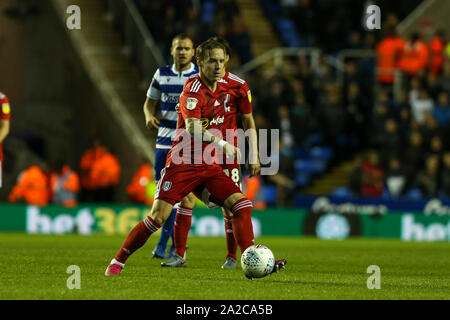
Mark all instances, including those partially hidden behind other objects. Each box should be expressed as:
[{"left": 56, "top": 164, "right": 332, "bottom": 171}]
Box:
[
  {"left": 0, "top": 91, "right": 11, "bottom": 188},
  {"left": 165, "top": 37, "right": 263, "bottom": 269},
  {"left": 105, "top": 39, "right": 285, "bottom": 277}
]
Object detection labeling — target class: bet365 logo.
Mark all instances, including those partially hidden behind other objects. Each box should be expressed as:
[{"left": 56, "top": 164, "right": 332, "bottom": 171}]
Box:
[{"left": 364, "top": 5, "right": 381, "bottom": 30}]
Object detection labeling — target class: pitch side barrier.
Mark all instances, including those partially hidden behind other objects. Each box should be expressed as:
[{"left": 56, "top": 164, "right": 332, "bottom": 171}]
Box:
[{"left": 1, "top": 202, "right": 450, "bottom": 242}]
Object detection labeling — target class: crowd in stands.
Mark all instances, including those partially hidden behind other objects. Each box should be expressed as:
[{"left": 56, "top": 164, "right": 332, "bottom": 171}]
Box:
[
  {"left": 134, "top": 0, "right": 253, "bottom": 67},
  {"left": 345, "top": 26, "right": 450, "bottom": 199}
]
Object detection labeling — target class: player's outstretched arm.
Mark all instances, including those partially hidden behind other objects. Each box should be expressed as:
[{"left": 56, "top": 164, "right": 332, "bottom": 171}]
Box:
[
  {"left": 143, "top": 97, "right": 160, "bottom": 129},
  {"left": 185, "top": 117, "right": 241, "bottom": 160},
  {"left": 241, "top": 113, "right": 260, "bottom": 176}
]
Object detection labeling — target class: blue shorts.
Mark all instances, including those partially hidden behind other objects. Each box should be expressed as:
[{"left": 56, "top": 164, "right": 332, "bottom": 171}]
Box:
[{"left": 154, "top": 148, "right": 170, "bottom": 181}]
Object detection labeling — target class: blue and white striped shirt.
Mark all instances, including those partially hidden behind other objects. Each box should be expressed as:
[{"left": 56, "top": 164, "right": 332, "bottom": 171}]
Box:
[{"left": 147, "top": 63, "right": 198, "bottom": 149}]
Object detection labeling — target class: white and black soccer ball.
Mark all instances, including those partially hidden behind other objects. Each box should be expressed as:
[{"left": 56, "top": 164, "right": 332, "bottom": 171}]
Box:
[{"left": 241, "top": 244, "right": 275, "bottom": 279}]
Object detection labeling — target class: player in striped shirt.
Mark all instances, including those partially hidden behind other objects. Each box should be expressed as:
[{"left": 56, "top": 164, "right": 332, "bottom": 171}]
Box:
[{"left": 143, "top": 33, "right": 199, "bottom": 259}]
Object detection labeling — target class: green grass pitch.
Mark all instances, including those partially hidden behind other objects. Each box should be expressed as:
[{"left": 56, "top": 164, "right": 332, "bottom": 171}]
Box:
[{"left": 0, "top": 233, "right": 449, "bottom": 300}]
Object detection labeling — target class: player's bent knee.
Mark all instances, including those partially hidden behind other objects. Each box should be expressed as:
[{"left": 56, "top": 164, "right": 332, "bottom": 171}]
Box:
[
  {"left": 180, "top": 193, "right": 196, "bottom": 209},
  {"left": 150, "top": 199, "right": 174, "bottom": 225},
  {"left": 223, "top": 193, "right": 246, "bottom": 211},
  {"left": 222, "top": 207, "right": 233, "bottom": 217}
]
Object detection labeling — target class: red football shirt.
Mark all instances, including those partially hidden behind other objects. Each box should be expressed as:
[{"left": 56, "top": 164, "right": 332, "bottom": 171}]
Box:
[
  {"left": 0, "top": 92, "right": 11, "bottom": 163},
  {"left": 166, "top": 75, "right": 230, "bottom": 166}
]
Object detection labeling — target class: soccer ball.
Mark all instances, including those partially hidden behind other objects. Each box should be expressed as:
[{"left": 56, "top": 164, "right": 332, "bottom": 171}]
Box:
[{"left": 241, "top": 244, "right": 275, "bottom": 279}]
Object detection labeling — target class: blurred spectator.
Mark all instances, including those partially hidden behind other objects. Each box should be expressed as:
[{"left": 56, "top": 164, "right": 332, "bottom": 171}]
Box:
[
  {"left": 431, "top": 92, "right": 450, "bottom": 127},
  {"left": 438, "top": 60, "right": 450, "bottom": 92},
  {"left": 242, "top": 174, "right": 266, "bottom": 210},
  {"left": 290, "top": 94, "right": 316, "bottom": 145},
  {"left": 9, "top": 163, "right": 50, "bottom": 206},
  {"left": 347, "top": 155, "right": 363, "bottom": 196},
  {"left": 90, "top": 147, "right": 121, "bottom": 203},
  {"left": 410, "top": 88, "right": 433, "bottom": 124},
  {"left": 428, "top": 135, "right": 444, "bottom": 158},
  {"left": 425, "top": 73, "right": 441, "bottom": 101},
  {"left": 79, "top": 140, "right": 105, "bottom": 202},
  {"left": 440, "top": 151, "right": 450, "bottom": 197},
  {"left": 385, "top": 157, "right": 407, "bottom": 198},
  {"left": 398, "top": 32, "right": 429, "bottom": 77},
  {"left": 428, "top": 30, "right": 446, "bottom": 76},
  {"left": 377, "top": 118, "right": 401, "bottom": 165},
  {"left": 376, "top": 27, "right": 405, "bottom": 85},
  {"left": 361, "top": 151, "right": 384, "bottom": 197},
  {"left": 402, "top": 130, "right": 425, "bottom": 188},
  {"left": 127, "top": 161, "right": 154, "bottom": 206},
  {"left": 415, "top": 154, "right": 440, "bottom": 197},
  {"left": 226, "top": 15, "right": 253, "bottom": 64},
  {"left": 318, "top": 84, "right": 347, "bottom": 147},
  {"left": 294, "top": 0, "right": 316, "bottom": 47},
  {"left": 50, "top": 162, "right": 80, "bottom": 207}
]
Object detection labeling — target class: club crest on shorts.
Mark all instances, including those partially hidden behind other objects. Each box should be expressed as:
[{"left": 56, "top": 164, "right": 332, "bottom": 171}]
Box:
[
  {"left": 163, "top": 181, "right": 172, "bottom": 191},
  {"left": 186, "top": 97, "right": 198, "bottom": 110}
]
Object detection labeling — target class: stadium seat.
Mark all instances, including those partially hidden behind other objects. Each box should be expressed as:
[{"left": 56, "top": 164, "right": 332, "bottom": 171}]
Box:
[
  {"left": 201, "top": 1, "right": 216, "bottom": 24},
  {"left": 406, "top": 188, "right": 422, "bottom": 200},
  {"left": 295, "top": 172, "right": 310, "bottom": 187},
  {"left": 262, "top": 185, "right": 277, "bottom": 204},
  {"left": 309, "top": 147, "right": 333, "bottom": 161},
  {"left": 332, "top": 187, "right": 352, "bottom": 198},
  {"left": 293, "top": 147, "right": 309, "bottom": 159},
  {"left": 295, "top": 159, "right": 327, "bottom": 174}
]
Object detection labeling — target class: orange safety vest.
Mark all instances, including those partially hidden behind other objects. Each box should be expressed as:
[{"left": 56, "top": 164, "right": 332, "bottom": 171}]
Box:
[
  {"left": 9, "top": 166, "right": 49, "bottom": 206},
  {"left": 376, "top": 37, "right": 405, "bottom": 83},
  {"left": 429, "top": 36, "right": 445, "bottom": 76},
  {"left": 51, "top": 165, "right": 80, "bottom": 207},
  {"left": 90, "top": 152, "right": 121, "bottom": 188},
  {"left": 243, "top": 175, "right": 266, "bottom": 210},
  {"left": 80, "top": 146, "right": 105, "bottom": 189},
  {"left": 398, "top": 40, "right": 429, "bottom": 76},
  {"left": 127, "top": 163, "right": 153, "bottom": 205}
]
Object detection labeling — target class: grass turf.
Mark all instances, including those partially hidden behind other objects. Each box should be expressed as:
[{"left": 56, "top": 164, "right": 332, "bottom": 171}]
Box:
[{"left": 0, "top": 233, "right": 449, "bottom": 300}]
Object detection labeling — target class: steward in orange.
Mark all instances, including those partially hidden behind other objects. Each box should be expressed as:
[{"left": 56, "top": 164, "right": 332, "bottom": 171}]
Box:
[
  {"left": 242, "top": 174, "right": 266, "bottom": 210},
  {"left": 8, "top": 164, "right": 50, "bottom": 206},
  {"left": 429, "top": 30, "right": 446, "bottom": 76},
  {"left": 127, "top": 162, "right": 153, "bottom": 205},
  {"left": 51, "top": 164, "right": 80, "bottom": 207},
  {"left": 376, "top": 28, "right": 405, "bottom": 84},
  {"left": 80, "top": 140, "right": 105, "bottom": 201},
  {"left": 90, "top": 148, "right": 120, "bottom": 202},
  {"left": 398, "top": 33, "right": 429, "bottom": 77}
]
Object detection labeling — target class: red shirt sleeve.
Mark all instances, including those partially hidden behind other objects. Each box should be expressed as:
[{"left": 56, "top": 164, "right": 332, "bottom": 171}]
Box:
[
  {"left": 237, "top": 82, "right": 252, "bottom": 115},
  {"left": 179, "top": 91, "right": 202, "bottom": 120},
  {"left": 0, "top": 96, "right": 11, "bottom": 120}
]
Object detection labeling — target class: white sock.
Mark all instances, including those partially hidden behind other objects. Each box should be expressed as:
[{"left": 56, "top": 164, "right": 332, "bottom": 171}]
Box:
[{"left": 111, "top": 258, "right": 125, "bottom": 268}]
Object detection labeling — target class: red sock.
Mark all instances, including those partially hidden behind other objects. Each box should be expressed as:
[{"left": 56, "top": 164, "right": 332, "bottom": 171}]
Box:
[
  {"left": 230, "top": 198, "right": 254, "bottom": 253},
  {"left": 223, "top": 214, "right": 237, "bottom": 260},
  {"left": 174, "top": 206, "right": 192, "bottom": 258},
  {"left": 115, "top": 216, "right": 161, "bottom": 264}
]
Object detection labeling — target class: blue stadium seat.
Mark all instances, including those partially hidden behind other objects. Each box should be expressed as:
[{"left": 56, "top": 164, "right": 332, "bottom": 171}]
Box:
[
  {"left": 295, "top": 172, "right": 310, "bottom": 187},
  {"left": 332, "top": 187, "right": 352, "bottom": 198},
  {"left": 406, "top": 188, "right": 422, "bottom": 200},
  {"left": 293, "top": 147, "right": 309, "bottom": 159},
  {"left": 294, "top": 159, "right": 313, "bottom": 172},
  {"left": 295, "top": 159, "right": 327, "bottom": 174},
  {"left": 201, "top": 1, "right": 216, "bottom": 24},
  {"left": 262, "top": 185, "right": 277, "bottom": 204},
  {"left": 309, "top": 147, "right": 333, "bottom": 161}
]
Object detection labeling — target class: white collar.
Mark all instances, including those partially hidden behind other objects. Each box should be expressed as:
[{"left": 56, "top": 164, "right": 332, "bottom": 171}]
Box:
[{"left": 171, "top": 63, "right": 195, "bottom": 76}]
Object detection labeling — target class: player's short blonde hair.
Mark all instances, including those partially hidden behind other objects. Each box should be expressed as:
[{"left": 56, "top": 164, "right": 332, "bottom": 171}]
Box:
[{"left": 196, "top": 39, "right": 227, "bottom": 62}]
